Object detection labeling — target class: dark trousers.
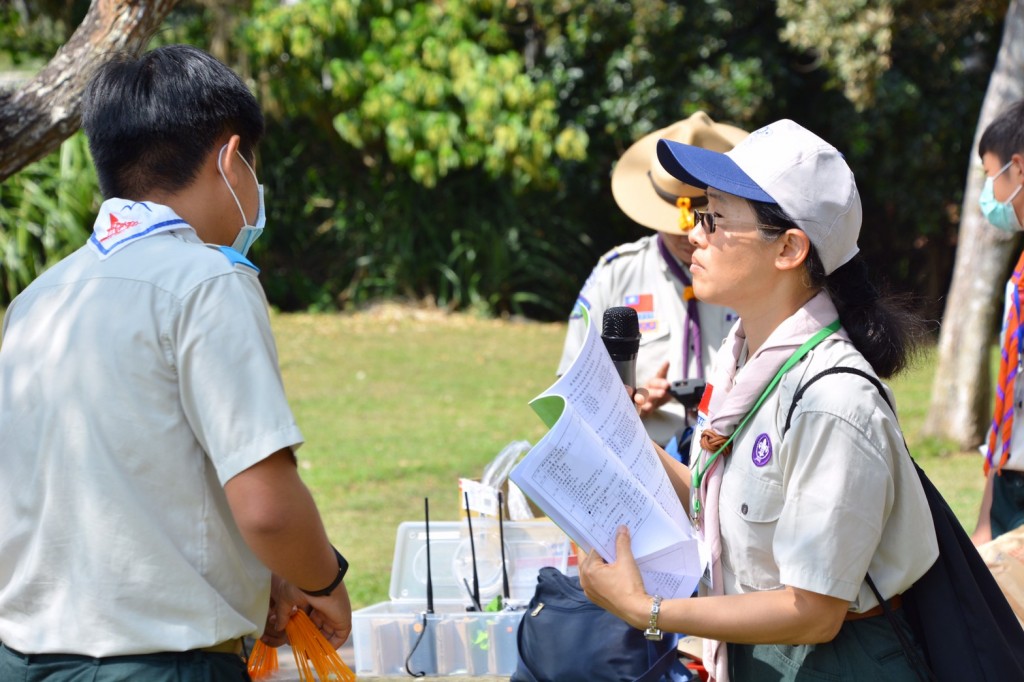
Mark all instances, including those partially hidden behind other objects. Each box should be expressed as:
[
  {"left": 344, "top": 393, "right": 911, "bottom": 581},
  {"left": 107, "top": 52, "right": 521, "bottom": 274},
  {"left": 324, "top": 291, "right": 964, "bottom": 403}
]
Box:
[
  {"left": 992, "top": 469, "right": 1024, "bottom": 539},
  {"left": 0, "top": 642, "right": 250, "bottom": 682},
  {"left": 728, "top": 610, "right": 924, "bottom": 681}
]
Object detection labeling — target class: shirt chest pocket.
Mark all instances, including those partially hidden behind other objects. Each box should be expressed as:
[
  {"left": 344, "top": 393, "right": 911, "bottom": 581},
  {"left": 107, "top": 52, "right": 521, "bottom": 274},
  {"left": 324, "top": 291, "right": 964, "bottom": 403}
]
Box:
[{"left": 719, "top": 471, "right": 785, "bottom": 590}]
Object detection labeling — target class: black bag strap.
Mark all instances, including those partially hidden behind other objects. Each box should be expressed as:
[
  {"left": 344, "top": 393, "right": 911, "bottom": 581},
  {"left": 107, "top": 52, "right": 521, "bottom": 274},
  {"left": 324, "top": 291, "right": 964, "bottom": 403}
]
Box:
[
  {"left": 864, "top": 573, "right": 935, "bottom": 682},
  {"left": 784, "top": 366, "right": 890, "bottom": 431},
  {"left": 785, "top": 366, "right": 936, "bottom": 682}
]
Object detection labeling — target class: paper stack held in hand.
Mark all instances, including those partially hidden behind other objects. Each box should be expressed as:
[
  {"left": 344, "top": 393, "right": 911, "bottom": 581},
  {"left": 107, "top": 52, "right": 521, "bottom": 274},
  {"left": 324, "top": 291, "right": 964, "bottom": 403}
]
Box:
[{"left": 510, "top": 306, "right": 705, "bottom": 599}]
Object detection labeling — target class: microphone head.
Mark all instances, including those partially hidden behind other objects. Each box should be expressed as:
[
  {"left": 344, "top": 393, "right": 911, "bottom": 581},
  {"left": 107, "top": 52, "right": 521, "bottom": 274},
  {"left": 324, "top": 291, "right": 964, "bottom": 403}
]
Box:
[{"left": 601, "top": 306, "right": 641, "bottom": 359}]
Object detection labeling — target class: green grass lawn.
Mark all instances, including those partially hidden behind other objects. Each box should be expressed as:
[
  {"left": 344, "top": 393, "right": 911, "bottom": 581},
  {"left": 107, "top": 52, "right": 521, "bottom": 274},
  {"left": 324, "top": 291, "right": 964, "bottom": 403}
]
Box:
[
  {"left": 272, "top": 306, "right": 566, "bottom": 608},
  {"left": 273, "top": 306, "right": 987, "bottom": 609}
]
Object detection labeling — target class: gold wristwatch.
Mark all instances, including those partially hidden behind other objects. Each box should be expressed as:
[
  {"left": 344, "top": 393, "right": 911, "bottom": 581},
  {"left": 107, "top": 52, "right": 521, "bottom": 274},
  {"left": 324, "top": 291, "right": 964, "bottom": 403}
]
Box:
[{"left": 644, "top": 595, "right": 664, "bottom": 641}]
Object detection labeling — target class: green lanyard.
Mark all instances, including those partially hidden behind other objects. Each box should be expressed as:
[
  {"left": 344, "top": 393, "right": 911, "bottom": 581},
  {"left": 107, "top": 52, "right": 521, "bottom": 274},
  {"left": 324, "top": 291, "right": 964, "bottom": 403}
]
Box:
[{"left": 690, "top": 319, "right": 841, "bottom": 522}]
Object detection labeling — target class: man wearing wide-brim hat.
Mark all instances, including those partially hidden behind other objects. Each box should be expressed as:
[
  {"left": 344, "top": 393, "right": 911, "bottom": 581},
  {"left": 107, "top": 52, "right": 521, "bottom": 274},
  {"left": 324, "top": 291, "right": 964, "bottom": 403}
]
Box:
[{"left": 557, "top": 112, "right": 747, "bottom": 455}]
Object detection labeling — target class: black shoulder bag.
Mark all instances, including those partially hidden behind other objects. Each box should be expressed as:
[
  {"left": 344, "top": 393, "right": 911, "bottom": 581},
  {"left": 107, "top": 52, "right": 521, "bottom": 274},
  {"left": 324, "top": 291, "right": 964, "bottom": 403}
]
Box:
[{"left": 787, "top": 367, "right": 1024, "bottom": 682}]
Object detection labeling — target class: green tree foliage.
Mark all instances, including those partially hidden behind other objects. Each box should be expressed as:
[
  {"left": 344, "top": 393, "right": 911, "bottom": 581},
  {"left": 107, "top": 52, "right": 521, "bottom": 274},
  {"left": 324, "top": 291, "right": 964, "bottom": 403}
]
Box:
[
  {"left": 0, "top": 0, "right": 90, "bottom": 64},
  {"left": 778, "top": 0, "right": 895, "bottom": 107},
  {"left": 0, "top": 131, "right": 98, "bottom": 301},
  {"left": 227, "top": 0, "right": 593, "bottom": 316},
  {"left": 0, "top": 0, "right": 1006, "bottom": 321},
  {"left": 507, "top": 1, "right": 837, "bottom": 311},
  {"left": 776, "top": 0, "right": 1004, "bottom": 314}
]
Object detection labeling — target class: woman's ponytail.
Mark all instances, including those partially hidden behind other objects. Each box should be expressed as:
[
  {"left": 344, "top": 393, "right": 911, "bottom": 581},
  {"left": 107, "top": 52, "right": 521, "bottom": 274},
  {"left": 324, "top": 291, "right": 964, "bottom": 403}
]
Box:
[
  {"left": 752, "top": 201, "right": 924, "bottom": 379},
  {"left": 823, "top": 255, "right": 924, "bottom": 378}
]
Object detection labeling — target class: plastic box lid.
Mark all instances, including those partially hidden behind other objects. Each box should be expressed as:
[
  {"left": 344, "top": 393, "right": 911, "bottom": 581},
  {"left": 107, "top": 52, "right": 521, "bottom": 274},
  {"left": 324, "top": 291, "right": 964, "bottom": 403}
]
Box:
[{"left": 388, "top": 519, "right": 573, "bottom": 607}]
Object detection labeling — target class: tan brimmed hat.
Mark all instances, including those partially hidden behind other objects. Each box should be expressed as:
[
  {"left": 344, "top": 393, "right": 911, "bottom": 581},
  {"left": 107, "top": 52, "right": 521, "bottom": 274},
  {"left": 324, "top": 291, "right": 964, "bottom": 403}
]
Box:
[{"left": 611, "top": 111, "right": 749, "bottom": 234}]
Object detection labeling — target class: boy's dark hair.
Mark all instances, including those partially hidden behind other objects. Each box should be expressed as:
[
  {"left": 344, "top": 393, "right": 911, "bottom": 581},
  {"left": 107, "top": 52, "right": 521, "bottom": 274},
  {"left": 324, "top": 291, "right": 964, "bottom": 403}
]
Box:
[
  {"left": 752, "top": 201, "right": 924, "bottom": 379},
  {"left": 81, "top": 44, "right": 264, "bottom": 199},
  {"left": 979, "top": 100, "right": 1024, "bottom": 164}
]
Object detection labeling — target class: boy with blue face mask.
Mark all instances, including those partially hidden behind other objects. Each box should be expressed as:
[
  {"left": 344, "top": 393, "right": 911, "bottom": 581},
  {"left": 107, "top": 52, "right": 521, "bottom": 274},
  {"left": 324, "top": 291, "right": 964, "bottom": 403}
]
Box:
[
  {"left": 973, "top": 99, "right": 1024, "bottom": 545},
  {"left": 0, "top": 45, "right": 352, "bottom": 680}
]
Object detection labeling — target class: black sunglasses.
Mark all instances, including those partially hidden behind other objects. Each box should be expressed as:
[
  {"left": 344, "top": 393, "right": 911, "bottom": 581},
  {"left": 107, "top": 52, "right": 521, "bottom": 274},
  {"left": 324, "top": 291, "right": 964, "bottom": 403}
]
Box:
[{"left": 691, "top": 208, "right": 786, "bottom": 234}]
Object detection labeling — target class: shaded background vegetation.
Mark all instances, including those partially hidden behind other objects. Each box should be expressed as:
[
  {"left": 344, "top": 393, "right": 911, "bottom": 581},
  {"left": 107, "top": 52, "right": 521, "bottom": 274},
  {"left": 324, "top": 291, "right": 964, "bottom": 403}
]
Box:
[{"left": 0, "top": 0, "right": 1009, "bottom": 324}]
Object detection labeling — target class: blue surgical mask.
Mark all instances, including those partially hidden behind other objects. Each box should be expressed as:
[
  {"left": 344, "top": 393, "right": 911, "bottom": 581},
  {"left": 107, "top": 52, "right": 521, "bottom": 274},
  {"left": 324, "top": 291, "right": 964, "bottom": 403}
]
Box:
[
  {"left": 217, "top": 145, "right": 265, "bottom": 256},
  {"left": 980, "top": 159, "right": 1022, "bottom": 233}
]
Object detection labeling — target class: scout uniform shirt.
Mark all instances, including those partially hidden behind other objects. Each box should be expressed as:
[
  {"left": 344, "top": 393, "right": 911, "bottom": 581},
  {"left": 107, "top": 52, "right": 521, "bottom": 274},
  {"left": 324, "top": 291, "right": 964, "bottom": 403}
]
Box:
[
  {"left": 0, "top": 199, "right": 304, "bottom": 656},
  {"left": 691, "top": 336, "right": 937, "bottom": 611}
]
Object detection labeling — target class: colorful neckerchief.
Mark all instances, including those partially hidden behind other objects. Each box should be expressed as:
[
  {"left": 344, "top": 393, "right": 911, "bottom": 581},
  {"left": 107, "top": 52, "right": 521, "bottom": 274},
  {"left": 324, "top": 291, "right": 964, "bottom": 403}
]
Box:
[
  {"left": 656, "top": 233, "right": 703, "bottom": 377},
  {"left": 986, "top": 249, "right": 1024, "bottom": 474}
]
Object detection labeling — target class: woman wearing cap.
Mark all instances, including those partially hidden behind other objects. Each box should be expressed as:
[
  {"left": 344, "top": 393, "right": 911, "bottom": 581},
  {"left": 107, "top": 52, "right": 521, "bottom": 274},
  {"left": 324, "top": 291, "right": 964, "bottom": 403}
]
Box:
[
  {"left": 577, "top": 120, "right": 938, "bottom": 681},
  {"left": 557, "top": 112, "right": 744, "bottom": 458}
]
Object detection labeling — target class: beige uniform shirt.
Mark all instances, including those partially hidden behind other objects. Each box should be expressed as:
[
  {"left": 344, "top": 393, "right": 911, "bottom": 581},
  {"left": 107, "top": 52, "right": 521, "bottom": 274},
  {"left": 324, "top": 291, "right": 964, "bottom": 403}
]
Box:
[
  {"left": 558, "top": 235, "right": 736, "bottom": 445},
  {"left": 0, "top": 221, "right": 303, "bottom": 655},
  {"left": 698, "top": 337, "right": 938, "bottom": 611}
]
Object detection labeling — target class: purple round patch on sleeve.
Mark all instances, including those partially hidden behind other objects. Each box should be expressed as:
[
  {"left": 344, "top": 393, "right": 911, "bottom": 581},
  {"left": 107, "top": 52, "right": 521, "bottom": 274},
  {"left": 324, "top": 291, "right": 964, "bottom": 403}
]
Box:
[{"left": 752, "top": 433, "right": 773, "bottom": 467}]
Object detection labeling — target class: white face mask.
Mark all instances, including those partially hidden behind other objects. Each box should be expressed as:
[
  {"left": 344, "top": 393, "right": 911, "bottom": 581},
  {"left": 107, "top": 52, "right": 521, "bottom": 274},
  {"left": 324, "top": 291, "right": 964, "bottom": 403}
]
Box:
[{"left": 217, "top": 145, "right": 265, "bottom": 256}]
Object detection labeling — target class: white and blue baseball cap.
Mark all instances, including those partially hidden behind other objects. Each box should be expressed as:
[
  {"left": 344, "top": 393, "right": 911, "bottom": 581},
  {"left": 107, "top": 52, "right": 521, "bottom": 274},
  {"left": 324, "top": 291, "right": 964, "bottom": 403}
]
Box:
[{"left": 656, "top": 119, "right": 861, "bottom": 275}]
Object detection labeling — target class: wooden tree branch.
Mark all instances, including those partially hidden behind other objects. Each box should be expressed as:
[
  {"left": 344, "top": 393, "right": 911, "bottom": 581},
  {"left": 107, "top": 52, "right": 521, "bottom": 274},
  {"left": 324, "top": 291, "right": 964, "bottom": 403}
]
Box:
[{"left": 0, "top": 0, "right": 180, "bottom": 182}]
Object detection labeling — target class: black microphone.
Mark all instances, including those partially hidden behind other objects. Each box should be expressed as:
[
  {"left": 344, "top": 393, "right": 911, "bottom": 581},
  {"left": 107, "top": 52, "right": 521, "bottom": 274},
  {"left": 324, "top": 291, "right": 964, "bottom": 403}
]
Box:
[{"left": 602, "top": 306, "right": 641, "bottom": 391}]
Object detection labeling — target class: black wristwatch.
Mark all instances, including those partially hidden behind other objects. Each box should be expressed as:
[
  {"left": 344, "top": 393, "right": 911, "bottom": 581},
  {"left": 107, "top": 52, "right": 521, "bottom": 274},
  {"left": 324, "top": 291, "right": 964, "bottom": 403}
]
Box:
[{"left": 300, "top": 546, "right": 349, "bottom": 597}]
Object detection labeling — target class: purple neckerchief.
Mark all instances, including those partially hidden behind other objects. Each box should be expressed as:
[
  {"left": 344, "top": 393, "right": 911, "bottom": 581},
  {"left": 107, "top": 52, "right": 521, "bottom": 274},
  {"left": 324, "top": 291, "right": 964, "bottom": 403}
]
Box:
[{"left": 656, "top": 233, "right": 703, "bottom": 377}]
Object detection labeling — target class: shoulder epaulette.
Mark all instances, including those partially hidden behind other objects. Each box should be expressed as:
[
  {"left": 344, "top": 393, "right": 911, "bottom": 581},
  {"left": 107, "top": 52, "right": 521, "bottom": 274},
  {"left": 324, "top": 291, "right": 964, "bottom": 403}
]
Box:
[
  {"left": 600, "top": 248, "right": 621, "bottom": 265},
  {"left": 600, "top": 240, "right": 646, "bottom": 265}
]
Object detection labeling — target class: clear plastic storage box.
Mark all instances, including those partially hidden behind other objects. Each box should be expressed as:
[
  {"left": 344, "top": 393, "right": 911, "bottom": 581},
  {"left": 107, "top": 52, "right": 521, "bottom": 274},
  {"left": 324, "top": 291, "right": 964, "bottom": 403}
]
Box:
[{"left": 351, "top": 519, "right": 574, "bottom": 676}]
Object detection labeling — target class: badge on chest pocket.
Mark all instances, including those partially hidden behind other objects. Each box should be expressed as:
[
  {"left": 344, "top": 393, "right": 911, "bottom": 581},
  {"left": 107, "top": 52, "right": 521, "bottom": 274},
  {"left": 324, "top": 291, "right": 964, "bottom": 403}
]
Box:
[{"left": 624, "top": 293, "right": 661, "bottom": 336}]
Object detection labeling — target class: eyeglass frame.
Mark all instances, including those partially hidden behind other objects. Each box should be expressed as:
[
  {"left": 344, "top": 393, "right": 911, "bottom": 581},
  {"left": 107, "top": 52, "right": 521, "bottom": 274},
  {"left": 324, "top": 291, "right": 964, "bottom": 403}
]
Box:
[{"left": 691, "top": 207, "right": 788, "bottom": 235}]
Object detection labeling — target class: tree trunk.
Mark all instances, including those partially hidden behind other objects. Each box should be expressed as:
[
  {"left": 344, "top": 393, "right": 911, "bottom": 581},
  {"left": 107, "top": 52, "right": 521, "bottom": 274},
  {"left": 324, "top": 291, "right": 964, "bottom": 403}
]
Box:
[
  {"left": 922, "top": 0, "right": 1024, "bottom": 449},
  {"left": 0, "top": 0, "right": 180, "bottom": 182}
]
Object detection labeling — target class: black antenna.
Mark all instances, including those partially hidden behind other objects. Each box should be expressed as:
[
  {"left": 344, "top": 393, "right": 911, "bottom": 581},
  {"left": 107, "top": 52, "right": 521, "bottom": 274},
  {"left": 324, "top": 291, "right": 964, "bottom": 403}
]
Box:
[
  {"left": 498, "top": 490, "right": 510, "bottom": 602},
  {"left": 406, "top": 497, "right": 436, "bottom": 677},
  {"left": 424, "top": 497, "right": 434, "bottom": 614},
  {"left": 464, "top": 491, "right": 481, "bottom": 611}
]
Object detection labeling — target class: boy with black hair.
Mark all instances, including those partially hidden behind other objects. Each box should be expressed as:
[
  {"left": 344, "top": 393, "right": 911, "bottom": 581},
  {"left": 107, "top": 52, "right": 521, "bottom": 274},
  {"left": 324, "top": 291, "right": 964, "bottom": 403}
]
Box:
[
  {"left": 973, "top": 99, "right": 1024, "bottom": 544},
  {"left": 0, "top": 44, "right": 350, "bottom": 680}
]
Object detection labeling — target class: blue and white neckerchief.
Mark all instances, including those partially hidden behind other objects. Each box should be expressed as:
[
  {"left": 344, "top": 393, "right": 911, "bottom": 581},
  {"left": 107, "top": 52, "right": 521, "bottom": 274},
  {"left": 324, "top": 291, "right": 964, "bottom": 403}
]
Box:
[{"left": 88, "top": 199, "right": 189, "bottom": 260}]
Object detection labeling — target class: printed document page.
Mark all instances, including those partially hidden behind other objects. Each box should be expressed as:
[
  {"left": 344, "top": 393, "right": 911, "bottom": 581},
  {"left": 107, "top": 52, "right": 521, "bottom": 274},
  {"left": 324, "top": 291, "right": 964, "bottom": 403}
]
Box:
[{"left": 510, "top": 307, "right": 704, "bottom": 599}]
